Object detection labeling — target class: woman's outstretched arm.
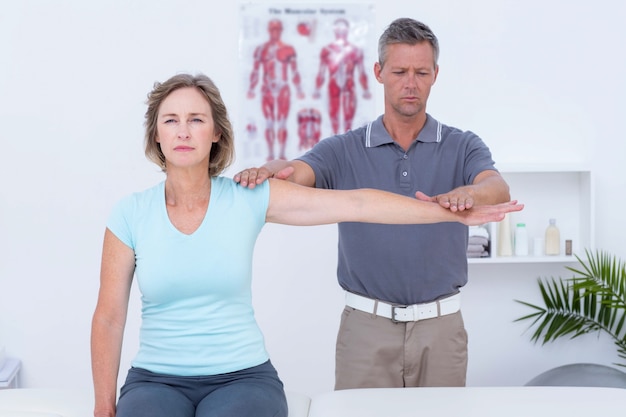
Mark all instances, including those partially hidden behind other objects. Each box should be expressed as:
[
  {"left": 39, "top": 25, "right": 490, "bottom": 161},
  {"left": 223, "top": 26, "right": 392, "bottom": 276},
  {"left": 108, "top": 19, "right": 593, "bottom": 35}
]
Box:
[{"left": 265, "top": 179, "right": 523, "bottom": 226}]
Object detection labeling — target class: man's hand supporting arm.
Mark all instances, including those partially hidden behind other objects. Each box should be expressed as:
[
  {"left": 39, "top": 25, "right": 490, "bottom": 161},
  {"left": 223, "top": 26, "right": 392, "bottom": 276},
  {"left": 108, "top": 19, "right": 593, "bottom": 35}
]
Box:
[{"left": 415, "top": 170, "right": 511, "bottom": 212}]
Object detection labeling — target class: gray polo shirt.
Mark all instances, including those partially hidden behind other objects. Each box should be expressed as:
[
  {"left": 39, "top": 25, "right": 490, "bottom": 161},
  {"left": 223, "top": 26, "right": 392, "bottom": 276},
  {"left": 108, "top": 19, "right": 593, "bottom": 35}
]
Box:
[{"left": 297, "top": 114, "right": 497, "bottom": 305}]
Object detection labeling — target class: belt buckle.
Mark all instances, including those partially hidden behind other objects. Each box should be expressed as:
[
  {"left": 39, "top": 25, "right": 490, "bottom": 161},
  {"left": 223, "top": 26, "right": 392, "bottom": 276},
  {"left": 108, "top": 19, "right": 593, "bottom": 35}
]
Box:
[{"left": 391, "top": 304, "right": 411, "bottom": 323}]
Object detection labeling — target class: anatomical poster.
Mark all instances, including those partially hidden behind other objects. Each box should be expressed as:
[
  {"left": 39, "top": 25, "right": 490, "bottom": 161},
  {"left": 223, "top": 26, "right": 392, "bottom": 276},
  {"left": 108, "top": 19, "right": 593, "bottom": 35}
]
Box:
[{"left": 238, "top": 3, "right": 376, "bottom": 165}]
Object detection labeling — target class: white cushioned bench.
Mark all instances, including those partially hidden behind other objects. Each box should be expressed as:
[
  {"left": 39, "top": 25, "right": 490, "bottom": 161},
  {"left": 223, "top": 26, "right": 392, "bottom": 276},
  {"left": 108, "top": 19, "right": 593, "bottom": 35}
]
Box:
[{"left": 3, "top": 386, "right": 626, "bottom": 417}]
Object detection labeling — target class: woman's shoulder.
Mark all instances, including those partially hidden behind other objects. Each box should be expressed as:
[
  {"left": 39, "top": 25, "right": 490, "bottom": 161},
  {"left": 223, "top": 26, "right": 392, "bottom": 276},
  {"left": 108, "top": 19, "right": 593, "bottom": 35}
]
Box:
[
  {"left": 212, "top": 175, "right": 268, "bottom": 196},
  {"left": 114, "top": 181, "right": 164, "bottom": 210},
  {"left": 212, "top": 176, "right": 269, "bottom": 218}
]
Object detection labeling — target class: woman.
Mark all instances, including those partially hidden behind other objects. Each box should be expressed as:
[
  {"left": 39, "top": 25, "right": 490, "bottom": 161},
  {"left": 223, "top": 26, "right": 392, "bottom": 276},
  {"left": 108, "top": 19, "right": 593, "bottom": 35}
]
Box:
[{"left": 90, "top": 73, "right": 522, "bottom": 417}]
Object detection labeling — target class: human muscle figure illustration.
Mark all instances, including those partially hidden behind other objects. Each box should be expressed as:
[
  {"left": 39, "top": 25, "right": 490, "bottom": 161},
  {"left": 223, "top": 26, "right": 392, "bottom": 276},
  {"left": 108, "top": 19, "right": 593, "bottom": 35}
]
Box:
[
  {"left": 296, "top": 108, "right": 322, "bottom": 150},
  {"left": 247, "top": 19, "right": 305, "bottom": 160},
  {"left": 313, "top": 18, "right": 371, "bottom": 135}
]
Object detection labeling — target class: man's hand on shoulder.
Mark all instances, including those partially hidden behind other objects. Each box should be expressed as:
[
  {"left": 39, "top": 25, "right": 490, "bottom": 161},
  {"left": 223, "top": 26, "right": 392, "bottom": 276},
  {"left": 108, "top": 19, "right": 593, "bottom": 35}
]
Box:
[{"left": 234, "top": 164, "right": 295, "bottom": 189}]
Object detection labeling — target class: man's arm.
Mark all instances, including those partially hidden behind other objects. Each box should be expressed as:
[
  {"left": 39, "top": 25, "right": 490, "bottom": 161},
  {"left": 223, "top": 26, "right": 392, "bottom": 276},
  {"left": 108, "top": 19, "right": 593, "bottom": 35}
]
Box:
[
  {"left": 415, "top": 170, "right": 510, "bottom": 212},
  {"left": 234, "top": 159, "right": 316, "bottom": 189}
]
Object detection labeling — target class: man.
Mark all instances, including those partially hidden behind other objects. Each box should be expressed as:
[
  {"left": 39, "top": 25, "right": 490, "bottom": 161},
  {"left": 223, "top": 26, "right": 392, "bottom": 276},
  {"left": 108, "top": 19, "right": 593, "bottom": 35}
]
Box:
[
  {"left": 247, "top": 18, "right": 305, "bottom": 160},
  {"left": 235, "top": 17, "right": 510, "bottom": 389},
  {"left": 312, "top": 18, "right": 371, "bottom": 135}
]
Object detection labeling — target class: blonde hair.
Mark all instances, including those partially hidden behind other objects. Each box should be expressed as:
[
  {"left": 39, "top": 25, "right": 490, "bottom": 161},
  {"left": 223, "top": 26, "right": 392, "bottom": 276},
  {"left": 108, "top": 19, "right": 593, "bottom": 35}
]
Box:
[{"left": 144, "top": 73, "right": 235, "bottom": 176}]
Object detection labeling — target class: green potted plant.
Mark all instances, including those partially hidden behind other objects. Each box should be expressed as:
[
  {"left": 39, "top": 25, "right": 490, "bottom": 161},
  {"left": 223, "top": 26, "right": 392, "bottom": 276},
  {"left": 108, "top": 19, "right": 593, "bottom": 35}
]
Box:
[{"left": 515, "top": 249, "right": 626, "bottom": 368}]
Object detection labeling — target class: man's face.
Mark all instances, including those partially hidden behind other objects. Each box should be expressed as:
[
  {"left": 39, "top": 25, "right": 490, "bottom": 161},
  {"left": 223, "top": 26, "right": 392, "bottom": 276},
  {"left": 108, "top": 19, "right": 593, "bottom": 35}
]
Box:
[{"left": 374, "top": 42, "right": 438, "bottom": 118}]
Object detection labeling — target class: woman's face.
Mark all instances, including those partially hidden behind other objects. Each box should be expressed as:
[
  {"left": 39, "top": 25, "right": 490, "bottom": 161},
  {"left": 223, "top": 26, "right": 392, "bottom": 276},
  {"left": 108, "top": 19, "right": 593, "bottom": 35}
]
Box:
[{"left": 156, "top": 87, "right": 220, "bottom": 171}]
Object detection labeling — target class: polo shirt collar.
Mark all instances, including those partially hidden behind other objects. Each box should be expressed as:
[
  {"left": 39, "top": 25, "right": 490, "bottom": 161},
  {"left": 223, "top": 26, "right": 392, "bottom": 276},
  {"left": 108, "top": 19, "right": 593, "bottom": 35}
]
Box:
[{"left": 366, "top": 114, "right": 442, "bottom": 148}]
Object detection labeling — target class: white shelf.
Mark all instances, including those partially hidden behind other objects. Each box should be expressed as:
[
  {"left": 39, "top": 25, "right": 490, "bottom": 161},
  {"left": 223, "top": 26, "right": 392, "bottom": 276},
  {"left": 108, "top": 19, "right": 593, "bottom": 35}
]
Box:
[
  {"left": 468, "top": 165, "right": 594, "bottom": 265},
  {"left": 469, "top": 255, "right": 580, "bottom": 264}
]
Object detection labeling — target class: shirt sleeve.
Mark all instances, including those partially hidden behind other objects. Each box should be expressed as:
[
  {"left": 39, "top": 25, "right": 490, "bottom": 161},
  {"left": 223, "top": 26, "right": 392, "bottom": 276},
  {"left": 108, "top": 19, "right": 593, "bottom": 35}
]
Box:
[
  {"left": 297, "top": 135, "right": 345, "bottom": 189},
  {"left": 463, "top": 131, "right": 497, "bottom": 184},
  {"left": 106, "top": 194, "right": 135, "bottom": 250}
]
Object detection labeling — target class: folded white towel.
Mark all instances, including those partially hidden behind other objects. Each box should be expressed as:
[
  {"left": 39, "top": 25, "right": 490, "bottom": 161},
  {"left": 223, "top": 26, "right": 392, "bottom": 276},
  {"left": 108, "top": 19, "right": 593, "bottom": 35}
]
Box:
[
  {"left": 468, "top": 225, "right": 490, "bottom": 239},
  {"left": 467, "top": 250, "right": 489, "bottom": 258},
  {"left": 468, "top": 236, "right": 489, "bottom": 246},
  {"left": 467, "top": 244, "right": 486, "bottom": 253}
]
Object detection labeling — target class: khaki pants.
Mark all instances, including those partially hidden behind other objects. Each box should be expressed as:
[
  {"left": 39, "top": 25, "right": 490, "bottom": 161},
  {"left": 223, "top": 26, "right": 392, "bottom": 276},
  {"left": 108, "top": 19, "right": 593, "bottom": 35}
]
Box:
[{"left": 335, "top": 306, "right": 468, "bottom": 389}]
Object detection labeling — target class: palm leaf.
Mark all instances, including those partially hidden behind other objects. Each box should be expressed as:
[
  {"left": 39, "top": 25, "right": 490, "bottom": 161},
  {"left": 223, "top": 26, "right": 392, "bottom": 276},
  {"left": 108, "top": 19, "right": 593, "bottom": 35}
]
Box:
[{"left": 514, "top": 249, "right": 626, "bottom": 367}]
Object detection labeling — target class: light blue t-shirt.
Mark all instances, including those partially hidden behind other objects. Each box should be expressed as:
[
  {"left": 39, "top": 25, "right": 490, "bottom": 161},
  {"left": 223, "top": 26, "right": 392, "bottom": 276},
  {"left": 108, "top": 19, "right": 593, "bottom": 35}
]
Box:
[{"left": 106, "top": 176, "right": 270, "bottom": 376}]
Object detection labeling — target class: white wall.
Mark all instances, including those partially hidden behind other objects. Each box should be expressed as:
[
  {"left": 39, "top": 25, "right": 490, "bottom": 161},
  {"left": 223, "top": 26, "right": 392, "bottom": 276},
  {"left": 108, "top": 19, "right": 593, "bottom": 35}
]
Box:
[{"left": 1, "top": 0, "right": 625, "bottom": 397}]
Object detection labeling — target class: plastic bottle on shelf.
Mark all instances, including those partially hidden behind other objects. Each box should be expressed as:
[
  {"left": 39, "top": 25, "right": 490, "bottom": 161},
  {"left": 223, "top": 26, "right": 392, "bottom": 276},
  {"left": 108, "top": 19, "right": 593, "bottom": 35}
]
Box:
[
  {"left": 497, "top": 213, "right": 513, "bottom": 256},
  {"left": 514, "top": 223, "right": 528, "bottom": 256},
  {"left": 545, "top": 218, "right": 560, "bottom": 255}
]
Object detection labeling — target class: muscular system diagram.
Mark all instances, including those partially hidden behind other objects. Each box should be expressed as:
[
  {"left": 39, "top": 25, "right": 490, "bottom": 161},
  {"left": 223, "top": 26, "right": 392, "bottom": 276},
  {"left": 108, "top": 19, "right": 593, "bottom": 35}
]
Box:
[
  {"left": 247, "top": 19, "right": 305, "bottom": 160},
  {"left": 313, "top": 18, "right": 371, "bottom": 135}
]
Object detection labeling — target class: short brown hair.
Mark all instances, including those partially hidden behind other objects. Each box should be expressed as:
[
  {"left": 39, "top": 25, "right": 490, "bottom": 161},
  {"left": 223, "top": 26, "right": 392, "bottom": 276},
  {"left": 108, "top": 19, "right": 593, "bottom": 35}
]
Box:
[
  {"left": 378, "top": 18, "right": 440, "bottom": 69},
  {"left": 144, "top": 73, "right": 235, "bottom": 176}
]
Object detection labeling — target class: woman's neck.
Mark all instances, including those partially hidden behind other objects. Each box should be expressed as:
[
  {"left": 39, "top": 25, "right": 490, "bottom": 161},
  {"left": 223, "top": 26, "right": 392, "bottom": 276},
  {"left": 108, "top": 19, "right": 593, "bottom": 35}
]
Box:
[{"left": 164, "top": 169, "right": 211, "bottom": 208}]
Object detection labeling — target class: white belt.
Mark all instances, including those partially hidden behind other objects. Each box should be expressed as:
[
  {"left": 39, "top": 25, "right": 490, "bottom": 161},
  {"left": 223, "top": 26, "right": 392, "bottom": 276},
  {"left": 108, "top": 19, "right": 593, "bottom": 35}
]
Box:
[{"left": 345, "top": 291, "right": 461, "bottom": 322}]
